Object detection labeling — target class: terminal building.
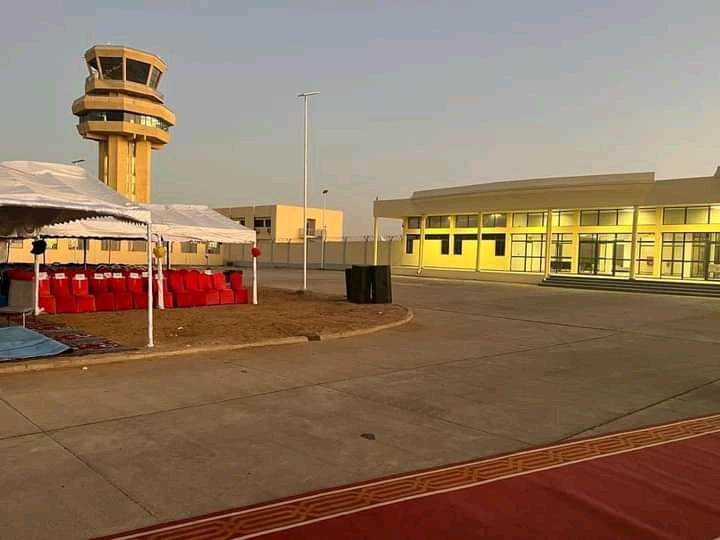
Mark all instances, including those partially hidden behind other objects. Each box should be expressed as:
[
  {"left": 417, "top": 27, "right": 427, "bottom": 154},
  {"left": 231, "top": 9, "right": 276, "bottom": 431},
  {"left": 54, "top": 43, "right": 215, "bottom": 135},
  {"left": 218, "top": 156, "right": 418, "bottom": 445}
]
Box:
[{"left": 374, "top": 168, "right": 720, "bottom": 284}]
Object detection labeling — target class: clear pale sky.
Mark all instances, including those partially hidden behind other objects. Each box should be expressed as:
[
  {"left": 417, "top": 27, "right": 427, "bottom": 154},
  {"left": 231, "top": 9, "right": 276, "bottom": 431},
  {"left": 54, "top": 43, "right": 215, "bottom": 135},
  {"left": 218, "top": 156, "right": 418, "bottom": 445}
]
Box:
[{"left": 1, "top": 1, "right": 719, "bottom": 236}]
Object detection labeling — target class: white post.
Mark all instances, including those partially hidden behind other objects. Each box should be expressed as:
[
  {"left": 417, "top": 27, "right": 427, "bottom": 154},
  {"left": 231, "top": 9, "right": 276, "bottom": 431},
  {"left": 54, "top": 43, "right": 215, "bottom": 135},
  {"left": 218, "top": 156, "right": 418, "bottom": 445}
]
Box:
[
  {"left": 157, "top": 241, "right": 165, "bottom": 310},
  {"left": 33, "top": 248, "right": 40, "bottom": 316},
  {"left": 302, "top": 97, "right": 308, "bottom": 290},
  {"left": 298, "top": 91, "right": 319, "bottom": 290},
  {"left": 629, "top": 206, "right": 639, "bottom": 280},
  {"left": 252, "top": 242, "right": 258, "bottom": 305},
  {"left": 146, "top": 223, "right": 154, "bottom": 348}
]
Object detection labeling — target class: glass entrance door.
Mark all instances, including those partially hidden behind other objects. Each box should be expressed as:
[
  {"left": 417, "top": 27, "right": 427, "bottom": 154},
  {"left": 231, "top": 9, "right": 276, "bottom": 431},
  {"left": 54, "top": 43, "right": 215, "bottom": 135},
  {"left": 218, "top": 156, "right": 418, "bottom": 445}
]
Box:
[{"left": 578, "top": 234, "right": 632, "bottom": 276}]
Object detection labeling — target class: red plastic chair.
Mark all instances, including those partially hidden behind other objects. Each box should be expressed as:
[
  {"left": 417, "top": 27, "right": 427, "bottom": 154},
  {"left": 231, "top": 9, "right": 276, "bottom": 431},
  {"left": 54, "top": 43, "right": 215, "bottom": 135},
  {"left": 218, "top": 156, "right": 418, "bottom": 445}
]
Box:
[
  {"left": 90, "top": 273, "right": 115, "bottom": 311},
  {"left": 37, "top": 272, "right": 57, "bottom": 314},
  {"left": 71, "top": 275, "right": 96, "bottom": 313},
  {"left": 152, "top": 272, "right": 173, "bottom": 308},
  {"left": 127, "top": 272, "right": 148, "bottom": 309},
  {"left": 196, "top": 271, "right": 220, "bottom": 306},
  {"left": 110, "top": 272, "right": 134, "bottom": 310},
  {"left": 211, "top": 272, "right": 235, "bottom": 305},
  {"left": 228, "top": 271, "right": 249, "bottom": 304},
  {"left": 50, "top": 272, "right": 78, "bottom": 313},
  {"left": 170, "top": 270, "right": 204, "bottom": 307},
  {"left": 229, "top": 271, "right": 244, "bottom": 290}
]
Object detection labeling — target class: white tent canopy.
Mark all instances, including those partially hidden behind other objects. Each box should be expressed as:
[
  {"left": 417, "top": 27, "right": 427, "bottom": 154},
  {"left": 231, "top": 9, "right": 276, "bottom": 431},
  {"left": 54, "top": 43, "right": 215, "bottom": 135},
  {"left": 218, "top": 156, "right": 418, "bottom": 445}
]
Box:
[
  {"left": 0, "top": 160, "right": 154, "bottom": 347},
  {"left": 0, "top": 161, "right": 150, "bottom": 236},
  {"left": 40, "top": 204, "right": 256, "bottom": 244}
]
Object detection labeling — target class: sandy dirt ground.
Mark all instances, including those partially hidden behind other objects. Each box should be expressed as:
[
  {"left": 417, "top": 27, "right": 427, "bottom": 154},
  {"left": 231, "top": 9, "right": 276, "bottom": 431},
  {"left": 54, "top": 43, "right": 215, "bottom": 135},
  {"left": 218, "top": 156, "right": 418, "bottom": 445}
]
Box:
[{"left": 47, "top": 287, "right": 408, "bottom": 350}]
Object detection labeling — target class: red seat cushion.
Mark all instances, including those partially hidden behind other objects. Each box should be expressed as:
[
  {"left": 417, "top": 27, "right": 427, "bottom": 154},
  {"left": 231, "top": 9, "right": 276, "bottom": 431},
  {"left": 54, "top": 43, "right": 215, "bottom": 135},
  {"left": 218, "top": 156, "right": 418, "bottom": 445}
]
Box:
[
  {"left": 212, "top": 272, "right": 229, "bottom": 290},
  {"left": 127, "top": 273, "right": 143, "bottom": 294},
  {"left": 109, "top": 273, "right": 128, "bottom": 293},
  {"left": 234, "top": 287, "right": 249, "bottom": 304}
]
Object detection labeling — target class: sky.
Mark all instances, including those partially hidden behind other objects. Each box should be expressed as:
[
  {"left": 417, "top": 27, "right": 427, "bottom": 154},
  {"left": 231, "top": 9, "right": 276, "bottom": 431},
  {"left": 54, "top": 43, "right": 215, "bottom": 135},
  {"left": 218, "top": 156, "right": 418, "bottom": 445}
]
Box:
[{"left": 1, "top": 1, "right": 720, "bottom": 236}]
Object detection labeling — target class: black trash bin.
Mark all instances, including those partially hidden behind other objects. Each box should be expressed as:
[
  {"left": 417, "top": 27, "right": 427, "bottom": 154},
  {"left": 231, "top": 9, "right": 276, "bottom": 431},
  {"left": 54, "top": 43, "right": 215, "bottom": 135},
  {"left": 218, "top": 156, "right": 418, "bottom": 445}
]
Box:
[
  {"left": 370, "top": 265, "right": 392, "bottom": 304},
  {"left": 345, "top": 265, "right": 392, "bottom": 304}
]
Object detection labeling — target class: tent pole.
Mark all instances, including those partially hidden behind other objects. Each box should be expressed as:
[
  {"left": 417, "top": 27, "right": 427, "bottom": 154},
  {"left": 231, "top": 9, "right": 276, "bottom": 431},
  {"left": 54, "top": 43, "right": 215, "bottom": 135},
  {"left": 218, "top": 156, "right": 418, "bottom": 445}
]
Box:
[
  {"left": 157, "top": 240, "right": 165, "bottom": 310},
  {"left": 83, "top": 239, "right": 87, "bottom": 269},
  {"left": 146, "top": 223, "right": 154, "bottom": 348},
  {"left": 252, "top": 241, "right": 258, "bottom": 305},
  {"left": 33, "top": 239, "right": 40, "bottom": 315}
]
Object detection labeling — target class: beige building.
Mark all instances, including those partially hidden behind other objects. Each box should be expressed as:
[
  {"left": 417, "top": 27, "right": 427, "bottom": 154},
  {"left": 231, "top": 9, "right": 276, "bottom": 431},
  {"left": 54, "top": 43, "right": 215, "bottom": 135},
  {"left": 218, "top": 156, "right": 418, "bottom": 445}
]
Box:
[
  {"left": 72, "top": 45, "right": 176, "bottom": 203},
  {"left": 374, "top": 168, "right": 720, "bottom": 284},
  {"left": 215, "top": 204, "right": 344, "bottom": 242}
]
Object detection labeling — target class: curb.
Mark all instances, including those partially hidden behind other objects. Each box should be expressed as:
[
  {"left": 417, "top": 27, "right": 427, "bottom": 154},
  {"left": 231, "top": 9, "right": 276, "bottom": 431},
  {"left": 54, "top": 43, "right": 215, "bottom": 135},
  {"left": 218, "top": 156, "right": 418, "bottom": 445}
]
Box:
[
  {"left": 0, "top": 307, "right": 414, "bottom": 375},
  {"left": 317, "top": 307, "right": 414, "bottom": 341}
]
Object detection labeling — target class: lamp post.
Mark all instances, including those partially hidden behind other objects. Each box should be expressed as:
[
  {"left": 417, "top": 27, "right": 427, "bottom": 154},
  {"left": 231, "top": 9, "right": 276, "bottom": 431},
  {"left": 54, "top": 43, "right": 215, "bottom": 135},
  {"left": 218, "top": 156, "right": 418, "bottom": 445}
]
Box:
[
  {"left": 297, "top": 91, "right": 319, "bottom": 290},
  {"left": 321, "top": 188, "right": 328, "bottom": 270}
]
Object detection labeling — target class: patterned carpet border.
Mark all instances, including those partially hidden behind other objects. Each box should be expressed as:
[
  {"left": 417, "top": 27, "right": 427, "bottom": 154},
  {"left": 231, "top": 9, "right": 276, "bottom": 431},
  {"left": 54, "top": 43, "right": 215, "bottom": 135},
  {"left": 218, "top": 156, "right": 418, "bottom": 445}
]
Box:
[
  {"left": 94, "top": 412, "right": 720, "bottom": 540},
  {"left": 15, "top": 317, "right": 135, "bottom": 357}
]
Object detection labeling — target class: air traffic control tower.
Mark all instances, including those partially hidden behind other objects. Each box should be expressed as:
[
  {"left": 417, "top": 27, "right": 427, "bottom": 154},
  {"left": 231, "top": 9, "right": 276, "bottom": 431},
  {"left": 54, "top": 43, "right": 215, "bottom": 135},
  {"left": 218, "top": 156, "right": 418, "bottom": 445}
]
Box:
[{"left": 71, "top": 45, "right": 176, "bottom": 202}]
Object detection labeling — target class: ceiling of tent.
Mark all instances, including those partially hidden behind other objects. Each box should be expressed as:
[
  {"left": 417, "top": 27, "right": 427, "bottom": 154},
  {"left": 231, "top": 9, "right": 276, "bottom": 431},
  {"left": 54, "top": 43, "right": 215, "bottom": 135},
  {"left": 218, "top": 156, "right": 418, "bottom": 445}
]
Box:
[{"left": 0, "top": 161, "right": 149, "bottom": 236}]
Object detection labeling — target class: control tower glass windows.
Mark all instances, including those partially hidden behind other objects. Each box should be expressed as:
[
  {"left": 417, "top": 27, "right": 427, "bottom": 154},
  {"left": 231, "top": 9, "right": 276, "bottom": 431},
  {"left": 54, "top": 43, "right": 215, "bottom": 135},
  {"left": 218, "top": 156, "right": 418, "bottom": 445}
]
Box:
[
  {"left": 126, "top": 59, "right": 151, "bottom": 84},
  {"left": 87, "top": 59, "right": 100, "bottom": 79},
  {"left": 100, "top": 57, "right": 123, "bottom": 80},
  {"left": 148, "top": 66, "right": 162, "bottom": 89},
  {"left": 77, "top": 110, "right": 171, "bottom": 132}
]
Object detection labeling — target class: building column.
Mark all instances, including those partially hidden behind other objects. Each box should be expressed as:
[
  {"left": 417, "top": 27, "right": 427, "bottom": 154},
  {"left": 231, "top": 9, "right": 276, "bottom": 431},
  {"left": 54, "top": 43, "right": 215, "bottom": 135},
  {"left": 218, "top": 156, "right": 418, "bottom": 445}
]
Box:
[
  {"left": 543, "top": 209, "right": 553, "bottom": 278},
  {"left": 372, "top": 217, "right": 379, "bottom": 265},
  {"left": 629, "top": 205, "right": 639, "bottom": 280},
  {"left": 475, "top": 213, "right": 483, "bottom": 271},
  {"left": 418, "top": 215, "right": 426, "bottom": 274}
]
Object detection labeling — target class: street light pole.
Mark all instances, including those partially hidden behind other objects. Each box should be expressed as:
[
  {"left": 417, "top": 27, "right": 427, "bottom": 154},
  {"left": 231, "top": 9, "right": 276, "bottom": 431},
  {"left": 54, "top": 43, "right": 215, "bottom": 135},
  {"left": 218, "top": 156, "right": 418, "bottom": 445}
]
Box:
[
  {"left": 321, "top": 188, "right": 328, "bottom": 270},
  {"left": 297, "top": 91, "right": 319, "bottom": 291}
]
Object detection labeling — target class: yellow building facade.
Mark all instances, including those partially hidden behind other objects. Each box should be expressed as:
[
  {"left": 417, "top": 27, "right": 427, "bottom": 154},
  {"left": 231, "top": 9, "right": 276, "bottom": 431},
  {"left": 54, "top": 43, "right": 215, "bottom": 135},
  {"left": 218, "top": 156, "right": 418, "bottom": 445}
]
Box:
[
  {"left": 374, "top": 170, "right": 720, "bottom": 283},
  {"left": 215, "top": 204, "right": 344, "bottom": 242},
  {"left": 71, "top": 45, "right": 176, "bottom": 203}
]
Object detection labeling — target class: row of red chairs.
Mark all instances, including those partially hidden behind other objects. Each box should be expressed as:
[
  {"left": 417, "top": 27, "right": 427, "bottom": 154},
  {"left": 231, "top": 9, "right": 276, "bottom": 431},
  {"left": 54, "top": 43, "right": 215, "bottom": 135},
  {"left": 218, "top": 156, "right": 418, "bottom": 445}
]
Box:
[{"left": 6, "top": 268, "right": 247, "bottom": 314}]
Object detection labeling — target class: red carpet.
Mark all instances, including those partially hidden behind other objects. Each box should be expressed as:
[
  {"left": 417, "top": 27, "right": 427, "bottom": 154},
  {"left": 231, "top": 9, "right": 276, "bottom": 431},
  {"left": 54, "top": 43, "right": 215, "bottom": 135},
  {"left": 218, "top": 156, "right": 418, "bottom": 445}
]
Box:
[
  {"left": 94, "top": 413, "right": 720, "bottom": 540},
  {"left": 20, "top": 318, "right": 134, "bottom": 356}
]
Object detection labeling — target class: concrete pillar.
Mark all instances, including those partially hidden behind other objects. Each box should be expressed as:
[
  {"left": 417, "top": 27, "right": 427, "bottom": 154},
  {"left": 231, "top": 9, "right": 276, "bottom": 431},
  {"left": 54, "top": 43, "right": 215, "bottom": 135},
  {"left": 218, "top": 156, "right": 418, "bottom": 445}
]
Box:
[
  {"left": 629, "top": 205, "right": 639, "bottom": 280},
  {"left": 372, "top": 217, "right": 379, "bottom": 265},
  {"left": 418, "top": 215, "right": 426, "bottom": 274},
  {"left": 475, "top": 213, "right": 483, "bottom": 271},
  {"left": 543, "top": 208, "right": 554, "bottom": 278}
]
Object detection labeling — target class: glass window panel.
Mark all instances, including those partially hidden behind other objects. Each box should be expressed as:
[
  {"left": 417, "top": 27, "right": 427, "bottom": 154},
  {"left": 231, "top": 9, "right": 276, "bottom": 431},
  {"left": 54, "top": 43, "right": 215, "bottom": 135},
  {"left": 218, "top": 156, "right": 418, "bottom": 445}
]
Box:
[
  {"left": 598, "top": 210, "right": 618, "bottom": 226},
  {"left": 558, "top": 211, "right": 576, "bottom": 226},
  {"left": 148, "top": 67, "right": 162, "bottom": 88},
  {"left": 710, "top": 207, "right": 720, "bottom": 224},
  {"left": 580, "top": 210, "right": 598, "bottom": 226},
  {"left": 455, "top": 215, "right": 477, "bottom": 228},
  {"left": 663, "top": 208, "right": 685, "bottom": 225},
  {"left": 617, "top": 209, "right": 634, "bottom": 226},
  {"left": 426, "top": 216, "right": 450, "bottom": 228},
  {"left": 527, "top": 212, "right": 545, "bottom": 227},
  {"left": 512, "top": 213, "right": 527, "bottom": 227},
  {"left": 638, "top": 208, "right": 657, "bottom": 225},
  {"left": 686, "top": 206, "right": 709, "bottom": 224},
  {"left": 126, "top": 59, "right": 151, "bottom": 84},
  {"left": 510, "top": 258, "right": 525, "bottom": 271},
  {"left": 100, "top": 57, "right": 123, "bottom": 80},
  {"left": 406, "top": 216, "right": 421, "bottom": 229},
  {"left": 483, "top": 213, "right": 507, "bottom": 227}
]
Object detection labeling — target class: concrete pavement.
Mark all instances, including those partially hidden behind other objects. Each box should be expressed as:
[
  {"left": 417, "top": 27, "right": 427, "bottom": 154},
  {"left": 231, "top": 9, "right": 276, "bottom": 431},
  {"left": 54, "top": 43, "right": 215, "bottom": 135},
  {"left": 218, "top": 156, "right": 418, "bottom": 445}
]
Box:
[{"left": 1, "top": 269, "right": 720, "bottom": 539}]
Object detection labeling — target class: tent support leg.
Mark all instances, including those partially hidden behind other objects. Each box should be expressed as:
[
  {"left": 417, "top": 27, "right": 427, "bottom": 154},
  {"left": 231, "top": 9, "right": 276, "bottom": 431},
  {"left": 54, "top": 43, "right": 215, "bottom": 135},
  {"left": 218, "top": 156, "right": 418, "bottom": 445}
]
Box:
[
  {"left": 146, "top": 223, "right": 154, "bottom": 348},
  {"left": 252, "top": 242, "right": 258, "bottom": 305}
]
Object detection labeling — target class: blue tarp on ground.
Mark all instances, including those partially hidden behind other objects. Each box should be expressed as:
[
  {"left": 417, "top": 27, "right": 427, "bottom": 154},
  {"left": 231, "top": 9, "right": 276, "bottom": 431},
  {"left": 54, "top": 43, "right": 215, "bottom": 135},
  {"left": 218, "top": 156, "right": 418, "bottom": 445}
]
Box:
[{"left": 0, "top": 326, "right": 69, "bottom": 361}]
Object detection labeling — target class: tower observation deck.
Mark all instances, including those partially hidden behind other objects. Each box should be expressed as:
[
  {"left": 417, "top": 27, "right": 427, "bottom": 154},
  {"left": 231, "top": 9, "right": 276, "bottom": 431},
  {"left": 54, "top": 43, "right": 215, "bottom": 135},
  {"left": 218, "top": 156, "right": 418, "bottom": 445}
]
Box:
[{"left": 71, "top": 45, "right": 176, "bottom": 202}]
